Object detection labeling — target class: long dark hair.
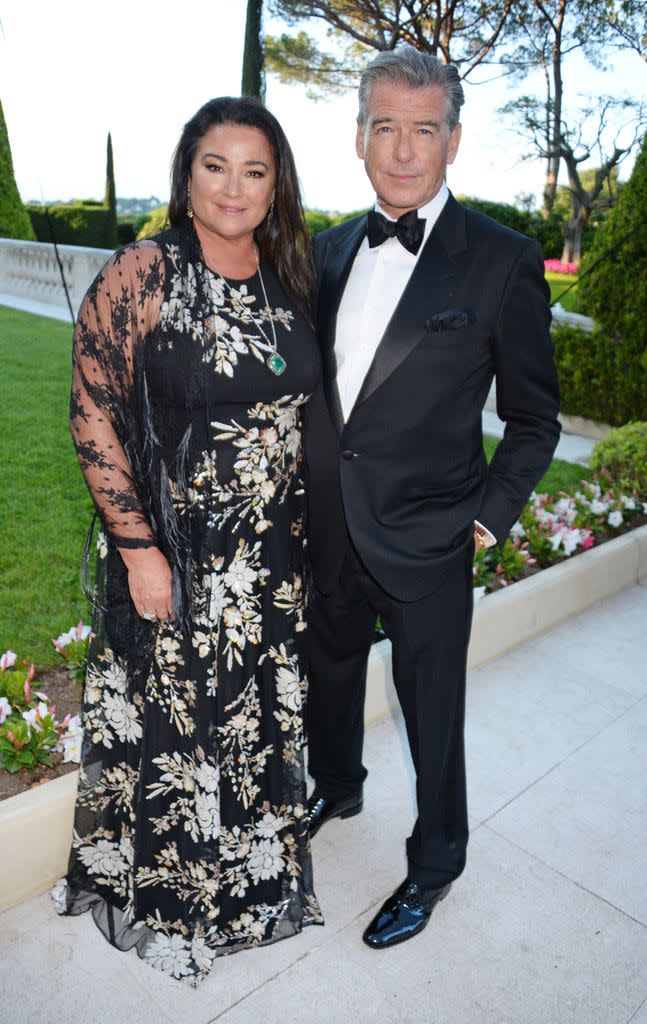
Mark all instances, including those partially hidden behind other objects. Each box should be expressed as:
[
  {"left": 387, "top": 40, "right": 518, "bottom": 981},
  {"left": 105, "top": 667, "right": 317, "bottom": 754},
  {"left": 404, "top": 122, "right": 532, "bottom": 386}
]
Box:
[{"left": 169, "top": 97, "right": 314, "bottom": 321}]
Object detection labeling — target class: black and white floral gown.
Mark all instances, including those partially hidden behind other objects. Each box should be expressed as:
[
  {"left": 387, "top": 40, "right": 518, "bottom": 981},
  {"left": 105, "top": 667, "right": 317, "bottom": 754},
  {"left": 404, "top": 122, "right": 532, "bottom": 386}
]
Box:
[{"left": 53, "top": 224, "right": 323, "bottom": 985}]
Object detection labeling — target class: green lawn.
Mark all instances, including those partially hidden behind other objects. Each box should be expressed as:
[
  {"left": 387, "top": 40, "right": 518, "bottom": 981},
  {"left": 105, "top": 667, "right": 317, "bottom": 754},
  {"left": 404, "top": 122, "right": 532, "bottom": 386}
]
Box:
[
  {"left": 482, "top": 435, "right": 590, "bottom": 493},
  {"left": 0, "top": 305, "right": 93, "bottom": 666},
  {"left": 546, "top": 271, "right": 580, "bottom": 314},
  {"left": 1, "top": 304, "right": 590, "bottom": 668}
]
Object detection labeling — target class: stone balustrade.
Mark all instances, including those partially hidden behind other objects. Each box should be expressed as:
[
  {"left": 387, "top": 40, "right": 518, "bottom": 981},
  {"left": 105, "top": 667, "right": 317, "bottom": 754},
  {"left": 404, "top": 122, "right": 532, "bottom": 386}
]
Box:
[{"left": 0, "top": 237, "right": 112, "bottom": 318}]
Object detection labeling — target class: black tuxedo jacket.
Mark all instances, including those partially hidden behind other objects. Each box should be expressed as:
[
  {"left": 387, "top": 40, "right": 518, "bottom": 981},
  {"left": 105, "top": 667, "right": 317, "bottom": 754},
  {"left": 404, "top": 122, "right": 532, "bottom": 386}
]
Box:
[{"left": 304, "top": 193, "right": 561, "bottom": 601}]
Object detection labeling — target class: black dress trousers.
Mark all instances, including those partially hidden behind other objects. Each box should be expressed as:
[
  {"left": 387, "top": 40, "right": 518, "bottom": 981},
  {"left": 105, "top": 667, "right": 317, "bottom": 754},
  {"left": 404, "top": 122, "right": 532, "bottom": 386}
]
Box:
[{"left": 306, "top": 536, "right": 474, "bottom": 888}]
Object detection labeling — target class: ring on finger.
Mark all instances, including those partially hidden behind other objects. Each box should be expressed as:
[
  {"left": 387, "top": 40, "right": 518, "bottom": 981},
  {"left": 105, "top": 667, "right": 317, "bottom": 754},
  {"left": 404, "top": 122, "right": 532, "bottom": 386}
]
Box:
[{"left": 142, "top": 610, "right": 156, "bottom": 621}]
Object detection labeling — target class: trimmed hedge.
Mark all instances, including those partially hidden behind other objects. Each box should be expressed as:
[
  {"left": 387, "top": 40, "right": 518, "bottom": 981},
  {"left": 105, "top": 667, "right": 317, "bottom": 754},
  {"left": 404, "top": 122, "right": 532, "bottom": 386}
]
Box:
[
  {"left": 135, "top": 205, "right": 169, "bottom": 240},
  {"left": 457, "top": 196, "right": 563, "bottom": 258},
  {"left": 26, "top": 203, "right": 117, "bottom": 248},
  {"left": 590, "top": 422, "right": 647, "bottom": 496},
  {"left": 552, "top": 323, "right": 647, "bottom": 426}
]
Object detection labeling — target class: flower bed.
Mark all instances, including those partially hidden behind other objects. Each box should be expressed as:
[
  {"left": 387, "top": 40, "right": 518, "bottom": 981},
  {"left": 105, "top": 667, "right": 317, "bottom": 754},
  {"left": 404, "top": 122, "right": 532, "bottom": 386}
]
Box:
[
  {"left": 0, "top": 624, "right": 88, "bottom": 800},
  {"left": 474, "top": 476, "right": 647, "bottom": 600},
  {"left": 545, "top": 258, "right": 578, "bottom": 275}
]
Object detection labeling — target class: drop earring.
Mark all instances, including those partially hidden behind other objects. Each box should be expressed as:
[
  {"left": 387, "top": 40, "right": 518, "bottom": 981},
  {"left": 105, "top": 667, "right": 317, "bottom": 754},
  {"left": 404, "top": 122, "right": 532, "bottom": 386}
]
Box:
[{"left": 187, "top": 185, "right": 194, "bottom": 220}]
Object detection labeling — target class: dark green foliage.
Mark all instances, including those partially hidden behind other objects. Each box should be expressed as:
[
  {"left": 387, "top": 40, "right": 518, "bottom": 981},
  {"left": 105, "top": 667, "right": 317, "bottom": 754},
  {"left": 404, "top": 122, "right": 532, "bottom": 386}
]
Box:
[
  {"left": 241, "top": 0, "right": 265, "bottom": 99},
  {"left": 456, "top": 195, "right": 563, "bottom": 257},
  {"left": 0, "top": 99, "right": 36, "bottom": 240},
  {"left": 135, "top": 205, "right": 169, "bottom": 240},
  {"left": 305, "top": 208, "right": 367, "bottom": 236},
  {"left": 117, "top": 219, "right": 136, "bottom": 245},
  {"left": 552, "top": 323, "right": 647, "bottom": 426},
  {"left": 104, "top": 132, "right": 119, "bottom": 249},
  {"left": 26, "top": 203, "right": 117, "bottom": 248},
  {"left": 579, "top": 134, "right": 647, "bottom": 351},
  {"left": 590, "top": 422, "right": 647, "bottom": 495}
]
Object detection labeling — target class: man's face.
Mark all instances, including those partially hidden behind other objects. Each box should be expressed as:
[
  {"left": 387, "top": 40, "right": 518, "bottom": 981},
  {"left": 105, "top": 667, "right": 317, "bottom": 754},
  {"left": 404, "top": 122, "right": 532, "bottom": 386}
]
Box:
[{"left": 356, "top": 80, "right": 462, "bottom": 218}]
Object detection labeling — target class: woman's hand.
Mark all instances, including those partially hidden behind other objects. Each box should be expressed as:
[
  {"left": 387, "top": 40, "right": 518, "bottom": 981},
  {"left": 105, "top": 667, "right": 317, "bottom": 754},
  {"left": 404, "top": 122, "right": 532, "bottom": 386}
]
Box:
[{"left": 118, "top": 546, "right": 174, "bottom": 622}]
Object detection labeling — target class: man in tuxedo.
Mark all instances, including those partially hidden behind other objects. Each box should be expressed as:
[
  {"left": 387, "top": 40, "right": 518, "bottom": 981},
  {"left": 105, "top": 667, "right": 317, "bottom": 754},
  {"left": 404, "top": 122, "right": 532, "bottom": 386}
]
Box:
[{"left": 304, "top": 45, "right": 561, "bottom": 949}]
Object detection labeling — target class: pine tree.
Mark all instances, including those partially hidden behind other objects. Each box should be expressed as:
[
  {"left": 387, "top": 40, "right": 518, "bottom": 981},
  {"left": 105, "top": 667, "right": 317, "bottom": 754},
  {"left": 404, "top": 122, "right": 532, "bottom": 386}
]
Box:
[
  {"left": 104, "top": 132, "right": 119, "bottom": 248},
  {"left": 0, "top": 99, "right": 36, "bottom": 240},
  {"left": 241, "top": 0, "right": 265, "bottom": 101}
]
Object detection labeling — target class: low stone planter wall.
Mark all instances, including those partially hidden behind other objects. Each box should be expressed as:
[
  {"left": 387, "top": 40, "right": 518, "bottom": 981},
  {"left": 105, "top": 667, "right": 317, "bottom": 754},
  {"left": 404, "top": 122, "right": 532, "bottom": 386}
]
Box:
[{"left": 2, "top": 524, "right": 646, "bottom": 914}]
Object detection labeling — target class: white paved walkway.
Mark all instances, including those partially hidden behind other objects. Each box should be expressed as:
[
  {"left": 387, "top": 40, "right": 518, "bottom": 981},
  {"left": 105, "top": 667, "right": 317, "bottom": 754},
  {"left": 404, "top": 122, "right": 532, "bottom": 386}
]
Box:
[{"left": 2, "top": 583, "right": 646, "bottom": 1024}]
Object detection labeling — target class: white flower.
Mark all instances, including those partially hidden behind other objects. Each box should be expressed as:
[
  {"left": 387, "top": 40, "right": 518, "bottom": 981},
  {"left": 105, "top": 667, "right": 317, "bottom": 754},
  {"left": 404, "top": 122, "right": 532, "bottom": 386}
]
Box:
[
  {"left": 562, "top": 528, "right": 582, "bottom": 556},
  {"left": 195, "top": 761, "right": 219, "bottom": 793},
  {"left": 224, "top": 557, "right": 257, "bottom": 597},
  {"left": 59, "top": 715, "right": 83, "bottom": 763},
  {"left": 0, "top": 696, "right": 12, "bottom": 723},
  {"left": 509, "top": 521, "right": 526, "bottom": 540},
  {"left": 256, "top": 811, "right": 284, "bottom": 839},
  {"left": 102, "top": 660, "right": 128, "bottom": 693},
  {"left": 50, "top": 879, "right": 68, "bottom": 911},
  {"left": 590, "top": 499, "right": 608, "bottom": 515},
  {"left": 247, "top": 837, "right": 285, "bottom": 883},
  {"left": 22, "top": 708, "right": 41, "bottom": 733},
  {"left": 55, "top": 623, "right": 91, "bottom": 647},
  {"left": 608, "top": 509, "right": 623, "bottom": 528},
  {"left": 643, "top": 503, "right": 647, "bottom": 515},
  {"left": 195, "top": 789, "right": 220, "bottom": 841},
  {"left": 144, "top": 932, "right": 193, "bottom": 979},
  {"left": 78, "top": 838, "right": 129, "bottom": 877},
  {"left": 103, "top": 693, "right": 142, "bottom": 743},
  {"left": 191, "top": 936, "right": 215, "bottom": 972},
  {"left": 621, "top": 495, "right": 637, "bottom": 510},
  {"left": 207, "top": 572, "right": 227, "bottom": 621},
  {"left": 0, "top": 650, "right": 17, "bottom": 670},
  {"left": 276, "top": 664, "right": 302, "bottom": 712}
]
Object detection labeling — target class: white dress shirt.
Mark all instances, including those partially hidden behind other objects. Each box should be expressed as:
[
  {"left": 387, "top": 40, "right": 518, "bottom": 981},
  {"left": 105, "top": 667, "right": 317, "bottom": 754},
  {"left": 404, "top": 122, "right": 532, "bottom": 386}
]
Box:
[{"left": 333, "top": 182, "right": 497, "bottom": 546}]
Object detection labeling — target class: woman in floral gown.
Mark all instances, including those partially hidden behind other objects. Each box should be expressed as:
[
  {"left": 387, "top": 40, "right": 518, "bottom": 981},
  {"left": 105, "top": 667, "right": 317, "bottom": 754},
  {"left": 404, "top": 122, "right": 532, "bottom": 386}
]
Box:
[{"left": 52, "top": 97, "right": 323, "bottom": 984}]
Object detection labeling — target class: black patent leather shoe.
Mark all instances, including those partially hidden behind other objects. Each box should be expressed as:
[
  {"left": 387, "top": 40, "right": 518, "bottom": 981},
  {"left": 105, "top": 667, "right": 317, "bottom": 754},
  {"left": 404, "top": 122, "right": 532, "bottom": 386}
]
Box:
[
  {"left": 362, "top": 879, "right": 452, "bottom": 949},
  {"left": 306, "top": 788, "right": 363, "bottom": 838}
]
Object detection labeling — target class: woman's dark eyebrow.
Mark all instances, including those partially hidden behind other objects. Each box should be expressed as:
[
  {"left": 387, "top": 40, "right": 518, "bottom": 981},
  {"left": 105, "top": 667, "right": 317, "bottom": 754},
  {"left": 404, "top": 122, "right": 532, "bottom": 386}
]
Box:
[{"left": 202, "top": 151, "right": 269, "bottom": 168}]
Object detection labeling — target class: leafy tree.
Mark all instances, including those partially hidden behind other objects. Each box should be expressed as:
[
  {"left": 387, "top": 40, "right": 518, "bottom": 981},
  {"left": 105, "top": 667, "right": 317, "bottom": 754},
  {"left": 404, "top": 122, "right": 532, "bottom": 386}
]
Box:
[
  {"left": 266, "top": 0, "right": 518, "bottom": 97},
  {"left": 501, "top": 0, "right": 646, "bottom": 216},
  {"left": 104, "top": 132, "right": 119, "bottom": 249},
  {"left": 242, "top": 0, "right": 266, "bottom": 100},
  {"left": 503, "top": 93, "right": 645, "bottom": 263},
  {"left": 0, "top": 99, "right": 36, "bottom": 240}
]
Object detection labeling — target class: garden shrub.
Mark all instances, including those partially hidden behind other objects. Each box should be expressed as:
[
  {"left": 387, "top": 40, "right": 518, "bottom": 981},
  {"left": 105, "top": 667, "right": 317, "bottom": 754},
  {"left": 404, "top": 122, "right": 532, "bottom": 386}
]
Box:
[
  {"left": 135, "top": 205, "right": 169, "bottom": 239},
  {"left": 26, "top": 202, "right": 118, "bottom": 248},
  {"left": 0, "top": 99, "right": 36, "bottom": 240},
  {"left": 552, "top": 323, "right": 647, "bottom": 426},
  {"left": 579, "top": 134, "right": 646, "bottom": 357},
  {"left": 456, "top": 196, "right": 564, "bottom": 258},
  {"left": 590, "top": 422, "right": 647, "bottom": 496}
]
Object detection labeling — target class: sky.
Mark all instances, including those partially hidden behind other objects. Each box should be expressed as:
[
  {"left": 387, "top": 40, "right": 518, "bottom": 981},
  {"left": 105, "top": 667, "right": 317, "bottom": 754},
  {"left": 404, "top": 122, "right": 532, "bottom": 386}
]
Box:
[{"left": 1, "top": 1, "right": 645, "bottom": 213}]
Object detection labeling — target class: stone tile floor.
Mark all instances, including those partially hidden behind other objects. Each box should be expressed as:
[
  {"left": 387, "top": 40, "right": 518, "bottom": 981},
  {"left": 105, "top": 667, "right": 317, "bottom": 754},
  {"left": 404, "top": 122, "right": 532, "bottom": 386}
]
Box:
[{"left": 1, "top": 583, "right": 645, "bottom": 1024}]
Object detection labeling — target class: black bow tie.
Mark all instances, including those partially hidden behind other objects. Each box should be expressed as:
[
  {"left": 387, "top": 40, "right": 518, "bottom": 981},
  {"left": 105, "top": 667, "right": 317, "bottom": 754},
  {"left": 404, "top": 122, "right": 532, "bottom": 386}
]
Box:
[{"left": 366, "top": 209, "right": 426, "bottom": 255}]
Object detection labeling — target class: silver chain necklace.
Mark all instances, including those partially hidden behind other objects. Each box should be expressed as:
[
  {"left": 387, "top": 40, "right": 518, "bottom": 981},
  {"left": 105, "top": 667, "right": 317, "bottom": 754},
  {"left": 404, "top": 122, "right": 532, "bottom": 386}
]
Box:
[{"left": 201, "top": 242, "right": 287, "bottom": 376}]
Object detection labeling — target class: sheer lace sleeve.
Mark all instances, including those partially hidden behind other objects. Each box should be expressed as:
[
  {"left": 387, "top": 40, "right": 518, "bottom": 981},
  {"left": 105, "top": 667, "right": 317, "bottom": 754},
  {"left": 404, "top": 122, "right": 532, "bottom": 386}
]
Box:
[{"left": 70, "top": 242, "right": 165, "bottom": 549}]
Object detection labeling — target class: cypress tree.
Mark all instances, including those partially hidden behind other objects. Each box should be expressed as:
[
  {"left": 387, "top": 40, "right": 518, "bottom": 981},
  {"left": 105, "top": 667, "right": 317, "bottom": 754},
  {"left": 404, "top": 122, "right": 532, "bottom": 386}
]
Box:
[
  {"left": 104, "top": 132, "right": 119, "bottom": 248},
  {"left": 0, "top": 98, "right": 36, "bottom": 240},
  {"left": 241, "top": 0, "right": 265, "bottom": 101}
]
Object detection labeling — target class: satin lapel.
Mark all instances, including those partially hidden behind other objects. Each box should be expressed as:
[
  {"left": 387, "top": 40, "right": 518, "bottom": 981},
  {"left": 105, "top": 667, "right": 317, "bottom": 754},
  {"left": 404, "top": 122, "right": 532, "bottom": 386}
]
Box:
[
  {"left": 317, "top": 216, "right": 367, "bottom": 433},
  {"left": 351, "top": 195, "right": 469, "bottom": 416}
]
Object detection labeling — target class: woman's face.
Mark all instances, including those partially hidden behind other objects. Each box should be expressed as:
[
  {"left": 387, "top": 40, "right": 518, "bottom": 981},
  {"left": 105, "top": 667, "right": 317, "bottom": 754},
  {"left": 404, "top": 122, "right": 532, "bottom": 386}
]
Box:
[{"left": 189, "top": 123, "right": 276, "bottom": 244}]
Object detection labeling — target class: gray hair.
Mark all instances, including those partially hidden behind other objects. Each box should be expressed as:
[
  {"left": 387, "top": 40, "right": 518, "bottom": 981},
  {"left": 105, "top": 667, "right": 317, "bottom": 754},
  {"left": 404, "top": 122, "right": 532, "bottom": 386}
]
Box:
[{"left": 357, "top": 46, "right": 464, "bottom": 132}]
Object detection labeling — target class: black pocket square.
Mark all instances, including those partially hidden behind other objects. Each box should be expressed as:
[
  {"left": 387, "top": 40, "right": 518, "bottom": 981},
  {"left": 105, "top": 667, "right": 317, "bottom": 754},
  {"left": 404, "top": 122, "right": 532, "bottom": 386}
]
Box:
[{"left": 425, "top": 308, "right": 474, "bottom": 332}]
